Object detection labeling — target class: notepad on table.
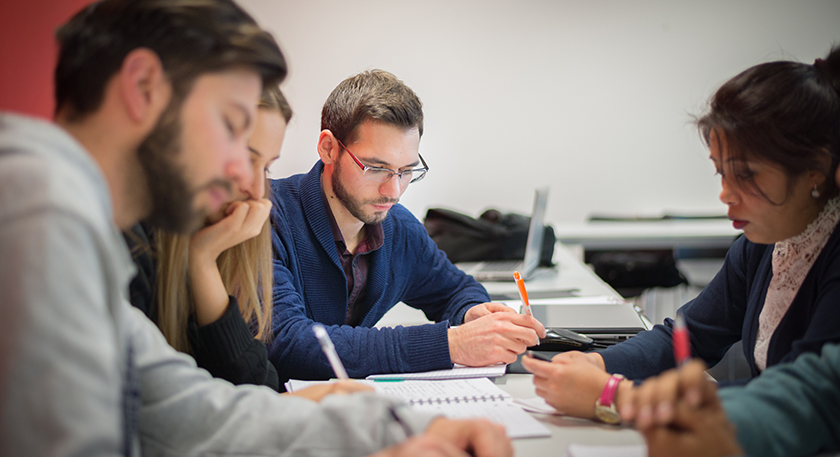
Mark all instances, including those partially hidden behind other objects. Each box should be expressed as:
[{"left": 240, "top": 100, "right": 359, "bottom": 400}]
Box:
[
  {"left": 513, "top": 396, "right": 561, "bottom": 415},
  {"left": 285, "top": 377, "right": 550, "bottom": 439},
  {"left": 365, "top": 363, "right": 507, "bottom": 381}
]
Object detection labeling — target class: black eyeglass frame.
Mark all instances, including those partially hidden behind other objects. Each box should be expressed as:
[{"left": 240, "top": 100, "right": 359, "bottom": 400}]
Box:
[{"left": 336, "top": 138, "right": 429, "bottom": 184}]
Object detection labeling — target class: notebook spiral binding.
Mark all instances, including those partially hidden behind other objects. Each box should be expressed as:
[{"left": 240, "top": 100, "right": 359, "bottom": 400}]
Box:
[{"left": 409, "top": 394, "right": 508, "bottom": 405}]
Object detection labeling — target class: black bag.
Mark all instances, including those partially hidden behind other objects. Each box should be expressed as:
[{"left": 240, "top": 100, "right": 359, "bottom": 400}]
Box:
[
  {"left": 424, "top": 208, "right": 555, "bottom": 266},
  {"left": 587, "top": 250, "right": 687, "bottom": 293}
]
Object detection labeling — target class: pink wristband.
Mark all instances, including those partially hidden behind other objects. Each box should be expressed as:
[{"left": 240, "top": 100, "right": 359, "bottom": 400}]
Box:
[{"left": 598, "top": 374, "right": 623, "bottom": 406}]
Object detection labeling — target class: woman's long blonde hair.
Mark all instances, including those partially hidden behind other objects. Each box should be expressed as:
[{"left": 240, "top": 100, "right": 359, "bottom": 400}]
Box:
[{"left": 155, "top": 85, "right": 291, "bottom": 354}]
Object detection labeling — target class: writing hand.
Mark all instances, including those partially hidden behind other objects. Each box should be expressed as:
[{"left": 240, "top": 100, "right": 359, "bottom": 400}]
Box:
[
  {"left": 642, "top": 396, "right": 744, "bottom": 457},
  {"left": 424, "top": 418, "right": 513, "bottom": 457},
  {"left": 619, "top": 360, "right": 718, "bottom": 429},
  {"left": 368, "top": 434, "right": 469, "bottom": 457},
  {"left": 449, "top": 303, "right": 545, "bottom": 366}
]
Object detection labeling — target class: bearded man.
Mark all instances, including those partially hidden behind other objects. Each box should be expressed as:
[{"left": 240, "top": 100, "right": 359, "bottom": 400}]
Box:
[{"left": 268, "top": 70, "right": 546, "bottom": 381}]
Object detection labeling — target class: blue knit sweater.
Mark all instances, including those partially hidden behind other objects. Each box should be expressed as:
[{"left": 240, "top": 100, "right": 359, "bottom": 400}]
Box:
[
  {"left": 601, "top": 223, "right": 840, "bottom": 382},
  {"left": 268, "top": 162, "right": 490, "bottom": 380}
]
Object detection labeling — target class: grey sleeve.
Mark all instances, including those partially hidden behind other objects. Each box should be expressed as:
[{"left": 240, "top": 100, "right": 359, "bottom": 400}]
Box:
[
  {"left": 0, "top": 210, "right": 125, "bottom": 457},
  {"left": 130, "top": 307, "right": 438, "bottom": 457}
]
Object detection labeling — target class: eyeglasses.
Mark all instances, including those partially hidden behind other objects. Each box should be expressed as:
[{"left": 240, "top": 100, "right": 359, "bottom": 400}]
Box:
[{"left": 337, "top": 138, "right": 429, "bottom": 185}]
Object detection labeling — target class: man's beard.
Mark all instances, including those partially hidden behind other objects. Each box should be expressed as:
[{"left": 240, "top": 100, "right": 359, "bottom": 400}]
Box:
[
  {"left": 136, "top": 100, "right": 200, "bottom": 233},
  {"left": 331, "top": 158, "right": 398, "bottom": 225}
]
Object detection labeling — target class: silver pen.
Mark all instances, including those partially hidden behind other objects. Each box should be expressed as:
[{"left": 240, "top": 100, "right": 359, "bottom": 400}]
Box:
[{"left": 312, "top": 323, "right": 349, "bottom": 379}]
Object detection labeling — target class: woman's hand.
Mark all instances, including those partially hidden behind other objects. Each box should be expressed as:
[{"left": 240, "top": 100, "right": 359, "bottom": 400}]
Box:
[
  {"left": 188, "top": 198, "right": 272, "bottom": 326},
  {"left": 521, "top": 350, "right": 614, "bottom": 418},
  {"left": 190, "top": 199, "right": 273, "bottom": 265}
]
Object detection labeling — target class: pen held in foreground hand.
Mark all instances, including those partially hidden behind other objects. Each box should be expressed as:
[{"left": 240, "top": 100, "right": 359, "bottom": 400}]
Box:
[
  {"left": 673, "top": 311, "right": 691, "bottom": 367},
  {"left": 513, "top": 271, "right": 533, "bottom": 318},
  {"left": 312, "top": 323, "right": 349, "bottom": 379}
]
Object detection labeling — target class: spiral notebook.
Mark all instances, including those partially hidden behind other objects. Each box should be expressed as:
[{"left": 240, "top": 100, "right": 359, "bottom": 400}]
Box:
[{"left": 285, "top": 377, "right": 551, "bottom": 439}]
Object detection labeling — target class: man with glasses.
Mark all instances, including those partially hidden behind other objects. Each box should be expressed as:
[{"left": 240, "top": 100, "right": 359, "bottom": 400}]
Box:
[{"left": 269, "top": 70, "right": 545, "bottom": 381}]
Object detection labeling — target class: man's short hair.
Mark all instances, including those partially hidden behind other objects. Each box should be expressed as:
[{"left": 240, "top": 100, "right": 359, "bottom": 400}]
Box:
[
  {"left": 55, "top": 0, "right": 287, "bottom": 121},
  {"left": 321, "top": 70, "right": 424, "bottom": 144}
]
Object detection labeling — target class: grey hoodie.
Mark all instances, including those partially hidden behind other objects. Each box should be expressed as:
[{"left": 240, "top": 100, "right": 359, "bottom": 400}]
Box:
[{"left": 0, "top": 113, "right": 434, "bottom": 457}]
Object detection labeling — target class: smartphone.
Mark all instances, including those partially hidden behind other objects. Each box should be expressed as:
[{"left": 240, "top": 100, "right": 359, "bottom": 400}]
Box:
[{"left": 526, "top": 350, "right": 554, "bottom": 362}]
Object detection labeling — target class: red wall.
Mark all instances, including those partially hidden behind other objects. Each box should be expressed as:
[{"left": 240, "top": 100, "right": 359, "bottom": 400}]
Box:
[{"left": 0, "top": 0, "right": 95, "bottom": 119}]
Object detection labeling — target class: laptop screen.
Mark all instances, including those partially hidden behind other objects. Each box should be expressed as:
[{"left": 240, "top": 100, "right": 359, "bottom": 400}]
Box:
[{"left": 521, "top": 187, "right": 549, "bottom": 274}]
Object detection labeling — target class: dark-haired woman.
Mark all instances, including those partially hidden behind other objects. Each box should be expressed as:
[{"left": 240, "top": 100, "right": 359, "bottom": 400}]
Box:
[{"left": 522, "top": 46, "right": 840, "bottom": 421}]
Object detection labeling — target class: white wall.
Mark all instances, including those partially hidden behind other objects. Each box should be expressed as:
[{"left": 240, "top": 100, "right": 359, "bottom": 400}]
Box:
[{"left": 242, "top": 0, "right": 840, "bottom": 224}]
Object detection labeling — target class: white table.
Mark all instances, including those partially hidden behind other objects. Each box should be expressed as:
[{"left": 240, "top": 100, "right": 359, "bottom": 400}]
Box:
[
  {"left": 554, "top": 220, "right": 739, "bottom": 251},
  {"left": 497, "top": 374, "right": 644, "bottom": 454},
  {"left": 375, "top": 243, "right": 645, "bottom": 454}
]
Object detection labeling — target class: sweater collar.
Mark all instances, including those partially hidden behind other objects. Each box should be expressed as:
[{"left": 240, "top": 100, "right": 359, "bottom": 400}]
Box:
[{"left": 300, "top": 161, "right": 344, "bottom": 269}]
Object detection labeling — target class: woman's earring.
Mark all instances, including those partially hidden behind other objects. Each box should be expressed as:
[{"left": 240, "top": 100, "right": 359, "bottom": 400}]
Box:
[{"left": 812, "top": 183, "right": 820, "bottom": 199}]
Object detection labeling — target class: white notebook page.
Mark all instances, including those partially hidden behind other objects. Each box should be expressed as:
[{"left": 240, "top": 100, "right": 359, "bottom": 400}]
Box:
[{"left": 285, "top": 377, "right": 550, "bottom": 439}]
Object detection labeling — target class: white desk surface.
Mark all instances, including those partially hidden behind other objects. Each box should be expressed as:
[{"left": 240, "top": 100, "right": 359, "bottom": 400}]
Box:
[
  {"left": 375, "top": 243, "right": 645, "bottom": 453},
  {"left": 554, "top": 219, "right": 739, "bottom": 250},
  {"left": 497, "top": 374, "right": 645, "bottom": 453}
]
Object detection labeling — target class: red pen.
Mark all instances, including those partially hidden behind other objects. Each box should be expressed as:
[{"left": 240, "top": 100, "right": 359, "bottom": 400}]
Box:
[
  {"left": 513, "top": 271, "right": 532, "bottom": 317},
  {"left": 673, "top": 311, "right": 691, "bottom": 366}
]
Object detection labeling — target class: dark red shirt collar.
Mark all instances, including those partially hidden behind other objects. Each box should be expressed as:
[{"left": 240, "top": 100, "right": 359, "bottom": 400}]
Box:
[{"left": 320, "top": 179, "right": 384, "bottom": 325}]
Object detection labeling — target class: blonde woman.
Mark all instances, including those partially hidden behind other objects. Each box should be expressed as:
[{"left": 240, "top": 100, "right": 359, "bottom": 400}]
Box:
[{"left": 126, "top": 86, "right": 290, "bottom": 390}]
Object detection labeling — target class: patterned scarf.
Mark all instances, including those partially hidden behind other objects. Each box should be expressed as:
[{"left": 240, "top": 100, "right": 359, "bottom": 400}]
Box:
[{"left": 754, "top": 196, "right": 840, "bottom": 371}]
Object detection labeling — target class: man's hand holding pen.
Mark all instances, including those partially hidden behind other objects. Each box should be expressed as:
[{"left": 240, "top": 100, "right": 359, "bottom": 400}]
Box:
[{"left": 448, "top": 302, "right": 546, "bottom": 366}]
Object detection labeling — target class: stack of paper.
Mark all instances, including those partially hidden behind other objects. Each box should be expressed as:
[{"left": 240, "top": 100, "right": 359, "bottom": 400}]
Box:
[
  {"left": 565, "top": 444, "right": 646, "bottom": 457},
  {"left": 365, "top": 364, "right": 506, "bottom": 381}
]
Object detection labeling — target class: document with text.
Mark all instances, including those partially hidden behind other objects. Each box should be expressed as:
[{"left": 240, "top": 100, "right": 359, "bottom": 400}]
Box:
[{"left": 286, "top": 377, "right": 551, "bottom": 439}]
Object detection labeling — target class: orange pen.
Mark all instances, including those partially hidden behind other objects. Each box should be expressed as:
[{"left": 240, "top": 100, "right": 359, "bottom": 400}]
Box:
[{"left": 513, "top": 271, "right": 532, "bottom": 317}]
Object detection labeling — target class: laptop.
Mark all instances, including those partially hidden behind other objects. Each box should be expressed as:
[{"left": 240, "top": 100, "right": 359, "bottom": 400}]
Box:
[
  {"left": 456, "top": 187, "right": 549, "bottom": 282},
  {"left": 529, "top": 303, "right": 647, "bottom": 342}
]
